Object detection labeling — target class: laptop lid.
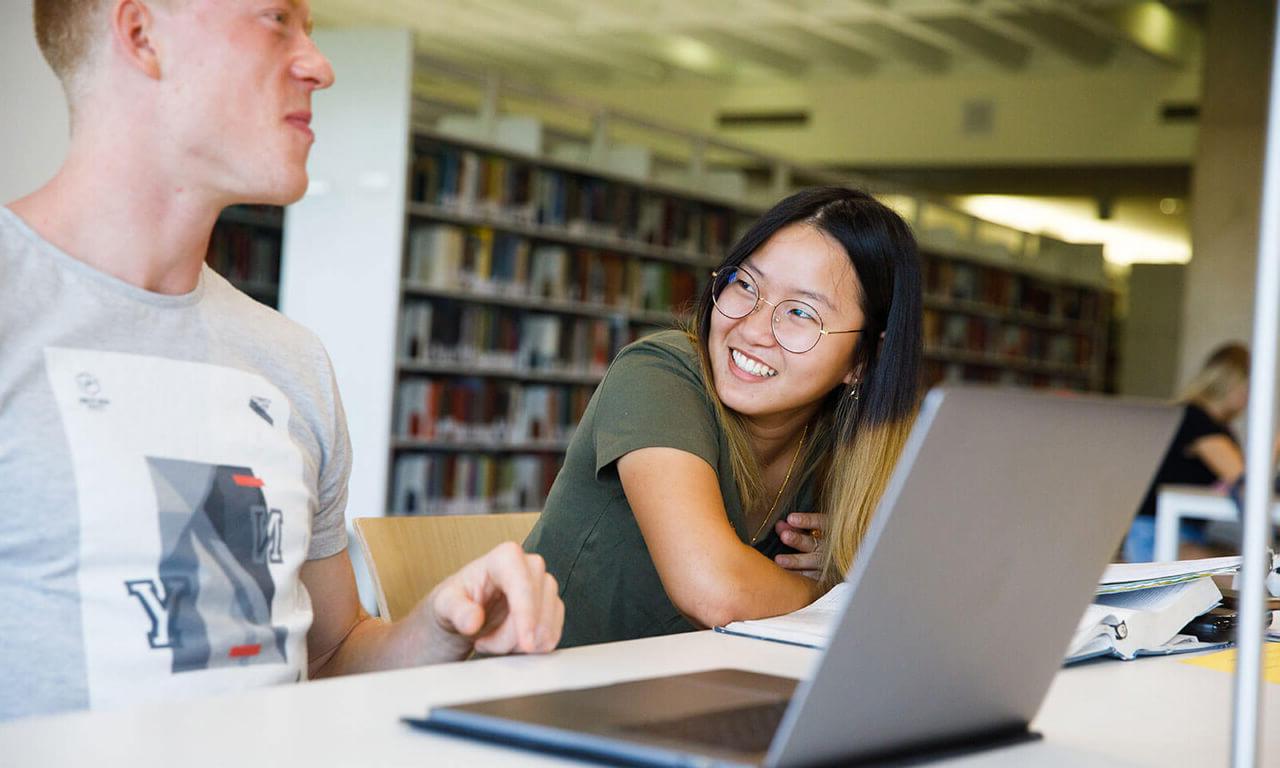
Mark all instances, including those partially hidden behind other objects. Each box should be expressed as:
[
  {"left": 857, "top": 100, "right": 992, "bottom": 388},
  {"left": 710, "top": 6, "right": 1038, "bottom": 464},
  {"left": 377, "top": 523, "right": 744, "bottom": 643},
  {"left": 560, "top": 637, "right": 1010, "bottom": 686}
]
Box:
[{"left": 765, "top": 386, "right": 1179, "bottom": 766}]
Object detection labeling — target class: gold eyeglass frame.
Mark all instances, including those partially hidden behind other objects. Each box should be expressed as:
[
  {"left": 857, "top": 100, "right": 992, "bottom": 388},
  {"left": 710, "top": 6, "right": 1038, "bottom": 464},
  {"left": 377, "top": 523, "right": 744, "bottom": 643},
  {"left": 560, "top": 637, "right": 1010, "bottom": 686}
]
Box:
[{"left": 710, "top": 267, "right": 864, "bottom": 354}]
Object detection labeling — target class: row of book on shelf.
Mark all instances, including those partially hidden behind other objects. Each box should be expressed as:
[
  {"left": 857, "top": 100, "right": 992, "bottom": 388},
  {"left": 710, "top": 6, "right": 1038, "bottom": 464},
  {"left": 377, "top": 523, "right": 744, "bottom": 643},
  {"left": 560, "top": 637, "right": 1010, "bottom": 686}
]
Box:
[
  {"left": 925, "top": 256, "right": 1104, "bottom": 324},
  {"left": 923, "top": 310, "right": 1096, "bottom": 368},
  {"left": 395, "top": 378, "right": 591, "bottom": 444},
  {"left": 205, "top": 220, "right": 280, "bottom": 285},
  {"left": 410, "top": 141, "right": 740, "bottom": 259},
  {"left": 399, "top": 300, "right": 650, "bottom": 374},
  {"left": 391, "top": 453, "right": 560, "bottom": 516},
  {"left": 405, "top": 223, "right": 700, "bottom": 312}
]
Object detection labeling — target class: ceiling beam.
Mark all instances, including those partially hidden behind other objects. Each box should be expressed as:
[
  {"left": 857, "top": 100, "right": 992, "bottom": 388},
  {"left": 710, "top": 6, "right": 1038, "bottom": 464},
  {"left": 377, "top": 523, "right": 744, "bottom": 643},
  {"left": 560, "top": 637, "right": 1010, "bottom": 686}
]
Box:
[
  {"left": 685, "top": 28, "right": 812, "bottom": 77},
  {"left": 836, "top": 20, "right": 951, "bottom": 73},
  {"left": 595, "top": 31, "right": 739, "bottom": 83},
  {"left": 995, "top": 8, "right": 1118, "bottom": 67},
  {"left": 1047, "top": 0, "right": 1198, "bottom": 68},
  {"left": 750, "top": 24, "right": 881, "bottom": 75},
  {"left": 912, "top": 15, "right": 1031, "bottom": 70}
]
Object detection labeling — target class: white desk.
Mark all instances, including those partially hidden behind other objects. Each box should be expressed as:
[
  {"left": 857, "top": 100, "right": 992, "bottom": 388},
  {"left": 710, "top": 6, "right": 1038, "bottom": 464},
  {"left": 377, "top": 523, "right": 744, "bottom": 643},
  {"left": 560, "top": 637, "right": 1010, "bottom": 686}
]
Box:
[
  {"left": 2, "top": 630, "right": 1278, "bottom": 767},
  {"left": 1154, "top": 485, "right": 1280, "bottom": 562}
]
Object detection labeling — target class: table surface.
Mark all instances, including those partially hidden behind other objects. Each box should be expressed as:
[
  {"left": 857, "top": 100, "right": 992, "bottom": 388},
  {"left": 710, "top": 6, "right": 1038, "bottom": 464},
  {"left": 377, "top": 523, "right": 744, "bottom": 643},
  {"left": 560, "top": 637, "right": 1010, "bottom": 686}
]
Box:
[{"left": 3, "top": 630, "right": 1279, "bottom": 767}]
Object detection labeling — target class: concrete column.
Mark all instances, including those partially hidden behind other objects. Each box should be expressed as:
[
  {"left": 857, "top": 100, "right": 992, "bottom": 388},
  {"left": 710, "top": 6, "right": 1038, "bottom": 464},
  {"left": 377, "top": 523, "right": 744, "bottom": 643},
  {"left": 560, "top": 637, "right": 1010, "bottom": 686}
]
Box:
[
  {"left": 1120, "top": 263, "right": 1186, "bottom": 398},
  {"left": 1180, "top": 0, "right": 1274, "bottom": 387}
]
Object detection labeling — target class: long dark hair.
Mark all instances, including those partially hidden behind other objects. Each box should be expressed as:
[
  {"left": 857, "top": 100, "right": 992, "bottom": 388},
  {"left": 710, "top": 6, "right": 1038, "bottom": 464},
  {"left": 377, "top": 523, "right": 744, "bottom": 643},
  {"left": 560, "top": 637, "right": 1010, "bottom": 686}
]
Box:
[{"left": 690, "top": 186, "right": 924, "bottom": 583}]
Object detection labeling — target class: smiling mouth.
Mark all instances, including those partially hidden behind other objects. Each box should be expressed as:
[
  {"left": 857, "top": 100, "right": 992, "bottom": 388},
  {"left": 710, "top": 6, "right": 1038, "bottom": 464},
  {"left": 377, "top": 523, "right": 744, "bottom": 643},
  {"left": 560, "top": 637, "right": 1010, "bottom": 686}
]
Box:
[{"left": 730, "top": 348, "right": 778, "bottom": 378}]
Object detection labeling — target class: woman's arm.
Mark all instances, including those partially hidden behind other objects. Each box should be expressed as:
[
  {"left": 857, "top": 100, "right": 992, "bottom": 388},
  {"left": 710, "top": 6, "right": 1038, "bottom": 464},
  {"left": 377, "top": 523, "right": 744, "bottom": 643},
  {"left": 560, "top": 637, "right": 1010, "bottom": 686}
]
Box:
[
  {"left": 1187, "top": 434, "right": 1245, "bottom": 484},
  {"left": 618, "top": 447, "right": 822, "bottom": 629}
]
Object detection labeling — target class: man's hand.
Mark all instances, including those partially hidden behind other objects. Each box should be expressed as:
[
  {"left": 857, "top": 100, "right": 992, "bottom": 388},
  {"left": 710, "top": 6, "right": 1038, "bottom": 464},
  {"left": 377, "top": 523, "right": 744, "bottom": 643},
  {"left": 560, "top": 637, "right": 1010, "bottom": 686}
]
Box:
[
  {"left": 773, "top": 511, "right": 827, "bottom": 580},
  {"left": 420, "top": 541, "right": 563, "bottom": 660}
]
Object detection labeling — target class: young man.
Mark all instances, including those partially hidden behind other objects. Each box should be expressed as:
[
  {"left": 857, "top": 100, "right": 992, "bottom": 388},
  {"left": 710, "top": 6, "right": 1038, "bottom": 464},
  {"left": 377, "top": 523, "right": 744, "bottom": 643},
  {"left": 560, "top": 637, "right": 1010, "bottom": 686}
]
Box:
[{"left": 0, "top": 0, "right": 563, "bottom": 722}]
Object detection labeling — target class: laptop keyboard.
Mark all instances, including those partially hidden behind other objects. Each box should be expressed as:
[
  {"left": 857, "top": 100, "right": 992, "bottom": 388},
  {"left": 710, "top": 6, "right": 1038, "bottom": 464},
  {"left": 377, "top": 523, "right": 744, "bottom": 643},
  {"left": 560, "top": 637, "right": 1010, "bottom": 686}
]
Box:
[{"left": 623, "top": 700, "right": 790, "bottom": 754}]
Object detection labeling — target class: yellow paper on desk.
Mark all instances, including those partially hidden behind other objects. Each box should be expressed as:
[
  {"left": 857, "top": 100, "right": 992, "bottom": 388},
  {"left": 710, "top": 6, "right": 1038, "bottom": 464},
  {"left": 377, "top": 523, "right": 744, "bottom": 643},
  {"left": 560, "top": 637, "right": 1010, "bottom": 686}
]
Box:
[{"left": 1181, "top": 644, "right": 1280, "bottom": 683}]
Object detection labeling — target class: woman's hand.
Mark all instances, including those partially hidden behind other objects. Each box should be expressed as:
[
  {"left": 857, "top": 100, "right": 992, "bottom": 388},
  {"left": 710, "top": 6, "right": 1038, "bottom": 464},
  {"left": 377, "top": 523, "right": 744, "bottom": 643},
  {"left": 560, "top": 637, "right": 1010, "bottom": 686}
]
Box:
[{"left": 774, "top": 511, "right": 827, "bottom": 580}]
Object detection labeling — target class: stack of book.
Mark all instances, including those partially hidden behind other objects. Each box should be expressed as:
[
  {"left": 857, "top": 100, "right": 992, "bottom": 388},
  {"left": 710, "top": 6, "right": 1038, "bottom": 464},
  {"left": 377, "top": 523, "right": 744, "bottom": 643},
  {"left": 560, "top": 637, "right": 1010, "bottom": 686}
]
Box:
[
  {"left": 390, "top": 453, "right": 559, "bottom": 516},
  {"left": 398, "top": 301, "right": 633, "bottom": 374},
  {"left": 395, "top": 377, "right": 591, "bottom": 444},
  {"left": 409, "top": 142, "right": 736, "bottom": 260}
]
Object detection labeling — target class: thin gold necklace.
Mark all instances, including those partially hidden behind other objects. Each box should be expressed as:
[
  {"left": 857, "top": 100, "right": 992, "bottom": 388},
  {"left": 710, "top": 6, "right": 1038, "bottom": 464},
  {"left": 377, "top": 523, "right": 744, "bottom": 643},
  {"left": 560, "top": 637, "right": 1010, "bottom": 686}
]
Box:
[{"left": 749, "top": 424, "right": 808, "bottom": 545}]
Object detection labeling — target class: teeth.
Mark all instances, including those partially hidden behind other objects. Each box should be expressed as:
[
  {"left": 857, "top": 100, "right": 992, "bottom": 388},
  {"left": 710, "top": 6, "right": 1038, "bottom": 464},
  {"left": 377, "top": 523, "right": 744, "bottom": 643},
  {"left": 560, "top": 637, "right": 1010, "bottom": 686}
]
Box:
[{"left": 731, "top": 349, "right": 778, "bottom": 378}]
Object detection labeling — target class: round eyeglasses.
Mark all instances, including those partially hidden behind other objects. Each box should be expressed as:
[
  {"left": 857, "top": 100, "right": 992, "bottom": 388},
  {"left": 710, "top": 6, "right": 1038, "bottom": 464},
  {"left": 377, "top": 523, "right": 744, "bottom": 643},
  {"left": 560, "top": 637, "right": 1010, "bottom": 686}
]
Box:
[{"left": 710, "top": 267, "right": 864, "bottom": 354}]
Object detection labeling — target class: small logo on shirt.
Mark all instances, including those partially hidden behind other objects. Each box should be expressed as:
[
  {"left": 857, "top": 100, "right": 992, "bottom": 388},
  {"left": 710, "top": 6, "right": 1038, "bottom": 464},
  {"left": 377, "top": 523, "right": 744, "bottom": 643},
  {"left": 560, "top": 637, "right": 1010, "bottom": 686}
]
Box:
[
  {"left": 249, "top": 396, "right": 274, "bottom": 426},
  {"left": 75, "top": 372, "right": 110, "bottom": 410}
]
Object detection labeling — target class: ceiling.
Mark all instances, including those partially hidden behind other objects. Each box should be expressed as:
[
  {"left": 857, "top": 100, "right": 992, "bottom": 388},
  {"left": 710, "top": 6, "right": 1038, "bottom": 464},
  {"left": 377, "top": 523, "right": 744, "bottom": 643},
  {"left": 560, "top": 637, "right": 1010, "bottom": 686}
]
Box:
[
  {"left": 308, "top": 0, "right": 1210, "bottom": 265},
  {"left": 310, "top": 0, "right": 1206, "bottom": 86}
]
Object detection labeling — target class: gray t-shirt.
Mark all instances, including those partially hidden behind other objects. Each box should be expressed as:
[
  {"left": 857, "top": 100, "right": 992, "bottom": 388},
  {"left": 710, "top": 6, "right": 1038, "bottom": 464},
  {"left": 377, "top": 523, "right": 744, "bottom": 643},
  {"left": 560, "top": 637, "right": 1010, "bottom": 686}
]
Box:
[{"left": 0, "top": 207, "right": 350, "bottom": 721}]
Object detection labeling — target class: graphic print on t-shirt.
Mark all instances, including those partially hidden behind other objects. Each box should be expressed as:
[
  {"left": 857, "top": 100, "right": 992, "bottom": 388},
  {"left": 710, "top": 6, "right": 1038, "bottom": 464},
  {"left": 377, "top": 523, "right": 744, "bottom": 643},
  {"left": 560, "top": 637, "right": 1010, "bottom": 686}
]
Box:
[
  {"left": 44, "top": 347, "right": 314, "bottom": 711},
  {"left": 123, "top": 459, "right": 288, "bottom": 672}
]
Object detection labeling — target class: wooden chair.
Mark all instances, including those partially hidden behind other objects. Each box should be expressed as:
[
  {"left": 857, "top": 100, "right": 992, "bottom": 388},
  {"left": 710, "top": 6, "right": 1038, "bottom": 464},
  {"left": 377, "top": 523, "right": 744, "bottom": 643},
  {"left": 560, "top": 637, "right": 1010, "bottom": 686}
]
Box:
[{"left": 352, "top": 512, "right": 540, "bottom": 622}]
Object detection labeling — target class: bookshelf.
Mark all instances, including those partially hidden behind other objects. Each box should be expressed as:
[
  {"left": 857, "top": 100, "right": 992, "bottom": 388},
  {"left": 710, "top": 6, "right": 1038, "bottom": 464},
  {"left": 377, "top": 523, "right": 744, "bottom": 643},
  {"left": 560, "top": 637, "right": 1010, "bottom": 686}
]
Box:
[
  {"left": 919, "top": 247, "right": 1111, "bottom": 391},
  {"left": 390, "top": 131, "right": 758, "bottom": 516},
  {"left": 387, "top": 132, "right": 1114, "bottom": 517},
  {"left": 207, "top": 205, "right": 284, "bottom": 307},
  {"left": 281, "top": 34, "right": 1113, "bottom": 534}
]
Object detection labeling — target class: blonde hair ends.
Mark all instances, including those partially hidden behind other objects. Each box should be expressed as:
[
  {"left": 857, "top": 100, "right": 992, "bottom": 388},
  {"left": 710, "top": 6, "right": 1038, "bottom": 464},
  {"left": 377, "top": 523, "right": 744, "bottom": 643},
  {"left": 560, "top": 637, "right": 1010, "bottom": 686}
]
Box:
[{"left": 818, "top": 411, "right": 916, "bottom": 589}]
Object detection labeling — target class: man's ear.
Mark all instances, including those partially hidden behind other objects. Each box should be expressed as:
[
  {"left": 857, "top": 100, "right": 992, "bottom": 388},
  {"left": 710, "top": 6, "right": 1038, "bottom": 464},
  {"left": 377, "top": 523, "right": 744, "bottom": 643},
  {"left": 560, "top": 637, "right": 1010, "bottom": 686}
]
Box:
[{"left": 112, "top": 0, "right": 162, "bottom": 79}]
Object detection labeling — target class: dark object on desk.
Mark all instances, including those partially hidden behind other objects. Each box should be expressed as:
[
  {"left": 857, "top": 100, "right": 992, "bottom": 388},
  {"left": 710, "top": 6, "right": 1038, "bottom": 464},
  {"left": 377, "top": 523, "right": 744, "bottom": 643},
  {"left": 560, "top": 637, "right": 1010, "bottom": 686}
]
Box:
[
  {"left": 1210, "top": 574, "right": 1280, "bottom": 611},
  {"left": 1181, "top": 608, "right": 1277, "bottom": 643},
  {"left": 405, "top": 388, "right": 1178, "bottom": 767}
]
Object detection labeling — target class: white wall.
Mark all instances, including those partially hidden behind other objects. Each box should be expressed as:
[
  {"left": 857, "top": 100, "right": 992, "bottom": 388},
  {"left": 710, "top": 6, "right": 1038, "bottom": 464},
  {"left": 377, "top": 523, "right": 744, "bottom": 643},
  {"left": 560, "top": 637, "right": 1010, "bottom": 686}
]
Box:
[
  {"left": 280, "top": 28, "right": 413, "bottom": 608},
  {"left": 478, "top": 67, "right": 1201, "bottom": 167},
  {"left": 1, "top": 0, "right": 69, "bottom": 203}
]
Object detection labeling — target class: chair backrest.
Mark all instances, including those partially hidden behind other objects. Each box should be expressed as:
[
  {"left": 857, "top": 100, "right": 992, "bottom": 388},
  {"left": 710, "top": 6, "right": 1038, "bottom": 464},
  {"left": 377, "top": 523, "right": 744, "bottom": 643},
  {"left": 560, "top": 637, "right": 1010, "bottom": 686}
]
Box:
[{"left": 352, "top": 512, "right": 541, "bottom": 622}]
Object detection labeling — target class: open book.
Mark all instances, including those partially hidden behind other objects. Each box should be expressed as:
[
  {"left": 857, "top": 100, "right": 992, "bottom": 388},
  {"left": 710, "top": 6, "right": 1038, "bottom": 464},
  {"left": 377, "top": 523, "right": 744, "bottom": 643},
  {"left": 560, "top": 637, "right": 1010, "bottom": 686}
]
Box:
[
  {"left": 1065, "top": 576, "right": 1225, "bottom": 663},
  {"left": 1097, "top": 556, "right": 1242, "bottom": 595},
  {"left": 716, "top": 574, "right": 1227, "bottom": 662},
  {"left": 715, "top": 584, "right": 851, "bottom": 649}
]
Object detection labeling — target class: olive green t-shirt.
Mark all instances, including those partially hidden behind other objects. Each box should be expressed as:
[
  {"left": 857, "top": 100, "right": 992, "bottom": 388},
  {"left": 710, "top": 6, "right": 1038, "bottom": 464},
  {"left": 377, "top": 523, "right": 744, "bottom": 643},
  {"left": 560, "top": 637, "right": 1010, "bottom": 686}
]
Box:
[{"left": 524, "top": 330, "right": 811, "bottom": 648}]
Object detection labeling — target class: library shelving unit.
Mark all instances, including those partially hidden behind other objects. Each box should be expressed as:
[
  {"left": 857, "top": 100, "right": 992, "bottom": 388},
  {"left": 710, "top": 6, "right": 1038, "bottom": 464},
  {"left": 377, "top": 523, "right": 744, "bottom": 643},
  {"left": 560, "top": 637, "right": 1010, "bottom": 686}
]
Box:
[
  {"left": 281, "top": 30, "right": 1112, "bottom": 532},
  {"left": 386, "top": 134, "right": 1113, "bottom": 517},
  {"left": 906, "top": 207, "right": 1111, "bottom": 392},
  {"left": 390, "top": 127, "right": 762, "bottom": 516},
  {"left": 206, "top": 205, "right": 284, "bottom": 308}
]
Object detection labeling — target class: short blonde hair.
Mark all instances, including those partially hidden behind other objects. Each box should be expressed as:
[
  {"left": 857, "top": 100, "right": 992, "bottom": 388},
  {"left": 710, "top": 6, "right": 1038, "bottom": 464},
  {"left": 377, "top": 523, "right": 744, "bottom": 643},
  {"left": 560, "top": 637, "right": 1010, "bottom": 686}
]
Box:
[
  {"left": 33, "top": 0, "right": 110, "bottom": 89},
  {"left": 1181, "top": 343, "right": 1250, "bottom": 408}
]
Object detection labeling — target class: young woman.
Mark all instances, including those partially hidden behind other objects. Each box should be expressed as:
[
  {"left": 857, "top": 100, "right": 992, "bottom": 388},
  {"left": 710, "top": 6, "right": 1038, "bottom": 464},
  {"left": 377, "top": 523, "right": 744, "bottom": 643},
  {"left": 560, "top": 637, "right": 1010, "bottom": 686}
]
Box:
[
  {"left": 524, "top": 187, "right": 924, "bottom": 647},
  {"left": 1126, "top": 343, "right": 1250, "bottom": 561}
]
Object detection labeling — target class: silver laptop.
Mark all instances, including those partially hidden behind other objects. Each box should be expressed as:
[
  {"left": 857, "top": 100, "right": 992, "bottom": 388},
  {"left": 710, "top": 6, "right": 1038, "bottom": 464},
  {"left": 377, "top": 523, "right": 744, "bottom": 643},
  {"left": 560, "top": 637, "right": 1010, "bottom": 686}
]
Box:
[{"left": 406, "top": 386, "right": 1179, "bottom": 766}]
